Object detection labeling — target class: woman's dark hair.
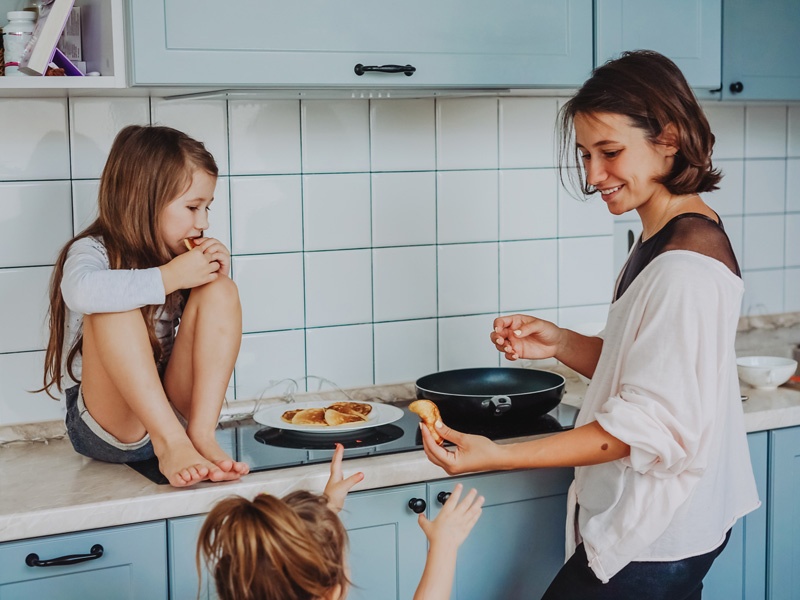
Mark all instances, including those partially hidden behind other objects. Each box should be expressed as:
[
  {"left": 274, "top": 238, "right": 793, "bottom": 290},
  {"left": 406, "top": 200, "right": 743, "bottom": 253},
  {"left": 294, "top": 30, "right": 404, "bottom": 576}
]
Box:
[{"left": 558, "top": 49, "right": 721, "bottom": 198}]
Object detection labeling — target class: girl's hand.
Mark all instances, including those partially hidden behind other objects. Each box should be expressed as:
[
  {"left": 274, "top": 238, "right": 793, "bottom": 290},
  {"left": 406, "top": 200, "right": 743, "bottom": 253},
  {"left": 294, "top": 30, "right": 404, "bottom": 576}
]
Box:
[
  {"left": 490, "top": 314, "right": 564, "bottom": 361},
  {"left": 159, "top": 244, "right": 222, "bottom": 294},
  {"left": 190, "top": 237, "right": 231, "bottom": 277},
  {"left": 420, "top": 420, "right": 506, "bottom": 476},
  {"left": 323, "top": 443, "right": 364, "bottom": 513},
  {"left": 417, "top": 483, "right": 483, "bottom": 549}
]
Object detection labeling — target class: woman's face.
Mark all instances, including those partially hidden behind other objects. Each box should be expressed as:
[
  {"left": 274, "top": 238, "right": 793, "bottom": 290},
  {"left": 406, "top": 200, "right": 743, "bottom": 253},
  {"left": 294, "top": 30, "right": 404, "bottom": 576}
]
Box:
[
  {"left": 159, "top": 168, "right": 216, "bottom": 256},
  {"left": 574, "top": 112, "right": 676, "bottom": 216}
]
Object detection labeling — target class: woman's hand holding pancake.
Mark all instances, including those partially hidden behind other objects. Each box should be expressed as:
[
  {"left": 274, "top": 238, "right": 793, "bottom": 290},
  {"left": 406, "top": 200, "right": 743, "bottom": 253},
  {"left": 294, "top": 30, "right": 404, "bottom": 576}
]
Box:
[{"left": 419, "top": 419, "right": 506, "bottom": 476}]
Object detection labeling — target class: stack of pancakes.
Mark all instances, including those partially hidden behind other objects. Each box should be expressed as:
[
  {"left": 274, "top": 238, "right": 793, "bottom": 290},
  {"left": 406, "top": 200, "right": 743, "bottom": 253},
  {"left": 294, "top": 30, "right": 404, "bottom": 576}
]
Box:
[{"left": 281, "top": 401, "right": 373, "bottom": 427}]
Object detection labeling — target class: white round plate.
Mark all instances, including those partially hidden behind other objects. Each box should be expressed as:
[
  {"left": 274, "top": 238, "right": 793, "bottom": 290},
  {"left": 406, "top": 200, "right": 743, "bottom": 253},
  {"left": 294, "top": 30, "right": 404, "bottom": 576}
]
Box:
[{"left": 253, "top": 400, "right": 404, "bottom": 433}]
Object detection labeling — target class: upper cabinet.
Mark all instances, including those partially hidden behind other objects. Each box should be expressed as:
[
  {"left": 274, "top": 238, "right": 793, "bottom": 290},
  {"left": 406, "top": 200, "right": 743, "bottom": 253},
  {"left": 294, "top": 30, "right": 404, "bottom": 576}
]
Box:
[
  {"left": 595, "top": 0, "right": 722, "bottom": 93},
  {"left": 722, "top": 0, "right": 800, "bottom": 100},
  {"left": 126, "top": 0, "right": 593, "bottom": 89}
]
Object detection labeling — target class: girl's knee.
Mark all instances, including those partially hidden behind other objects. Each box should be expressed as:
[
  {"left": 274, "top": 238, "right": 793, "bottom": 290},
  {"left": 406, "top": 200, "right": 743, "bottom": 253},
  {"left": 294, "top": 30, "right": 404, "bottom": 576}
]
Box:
[{"left": 192, "top": 276, "right": 240, "bottom": 307}]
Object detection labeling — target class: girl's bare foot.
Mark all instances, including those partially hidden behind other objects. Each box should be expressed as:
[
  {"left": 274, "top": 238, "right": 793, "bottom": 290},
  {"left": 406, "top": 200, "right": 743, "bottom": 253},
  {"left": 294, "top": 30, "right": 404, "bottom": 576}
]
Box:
[
  {"left": 189, "top": 431, "right": 250, "bottom": 478},
  {"left": 155, "top": 439, "right": 229, "bottom": 487}
]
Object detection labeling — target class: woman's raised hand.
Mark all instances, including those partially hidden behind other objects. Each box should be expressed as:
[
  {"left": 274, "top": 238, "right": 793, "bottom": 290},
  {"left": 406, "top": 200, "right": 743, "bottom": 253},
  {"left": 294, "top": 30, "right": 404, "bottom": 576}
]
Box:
[{"left": 490, "top": 314, "right": 564, "bottom": 362}]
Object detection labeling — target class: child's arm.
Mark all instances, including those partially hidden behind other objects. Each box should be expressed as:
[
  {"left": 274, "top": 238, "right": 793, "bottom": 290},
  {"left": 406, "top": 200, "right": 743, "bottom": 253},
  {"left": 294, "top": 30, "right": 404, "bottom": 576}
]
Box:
[
  {"left": 323, "top": 443, "right": 365, "bottom": 513},
  {"left": 413, "top": 484, "right": 484, "bottom": 600}
]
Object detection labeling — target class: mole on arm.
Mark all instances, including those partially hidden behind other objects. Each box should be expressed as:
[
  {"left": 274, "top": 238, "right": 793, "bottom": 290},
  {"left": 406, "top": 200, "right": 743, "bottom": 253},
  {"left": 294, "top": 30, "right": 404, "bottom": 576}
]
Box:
[{"left": 601, "top": 443, "right": 609, "bottom": 451}]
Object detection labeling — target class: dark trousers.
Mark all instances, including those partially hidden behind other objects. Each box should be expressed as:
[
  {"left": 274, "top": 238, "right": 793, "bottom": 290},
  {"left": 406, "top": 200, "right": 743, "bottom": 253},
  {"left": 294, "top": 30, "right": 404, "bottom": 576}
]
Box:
[{"left": 541, "top": 529, "right": 731, "bottom": 600}]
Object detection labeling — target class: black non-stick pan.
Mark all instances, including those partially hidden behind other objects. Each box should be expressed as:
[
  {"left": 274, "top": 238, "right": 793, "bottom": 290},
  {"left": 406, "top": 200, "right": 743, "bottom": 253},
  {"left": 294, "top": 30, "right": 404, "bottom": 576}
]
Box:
[{"left": 415, "top": 367, "right": 565, "bottom": 423}]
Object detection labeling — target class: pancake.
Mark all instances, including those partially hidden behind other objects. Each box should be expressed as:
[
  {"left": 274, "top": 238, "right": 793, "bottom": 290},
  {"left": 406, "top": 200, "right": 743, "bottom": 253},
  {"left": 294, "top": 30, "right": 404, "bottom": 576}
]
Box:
[
  {"left": 327, "top": 401, "right": 373, "bottom": 418},
  {"left": 290, "top": 407, "right": 327, "bottom": 426},
  {"left": 324, "top": 408, "right": 366, "bottom": 426},
  {"left": 280, "top": 409, "right": 301, "bottom": 424}
]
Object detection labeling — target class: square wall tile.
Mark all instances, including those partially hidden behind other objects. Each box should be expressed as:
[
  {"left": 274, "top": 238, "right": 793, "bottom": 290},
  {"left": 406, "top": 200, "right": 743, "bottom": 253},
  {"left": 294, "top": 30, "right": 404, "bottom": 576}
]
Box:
[
  {"left": 0, "top": 267, "right": 52, "bottom": 353},
  {"left": 206, "top": 177, "right": 232, "bottom": 252},
  {"left": 229, "top": 100, "right": 301, "bottom": 175},
  {"left": 151, "top": 98, "right": 229, "bottom": 175},
  {"left": 702, "top": 104, "right": 744, "bottom": 160},
  {"left": 0, "top": 181, "right": 72, "bottom": 268},
  {"left": 742, "top": 270, "right": 784, "bottom": 316},
  {"left": 72, "top": 180, "right": 100, "bottom": 233},
  {"left": 0, "top": 98, "right": 69, "bottom": 180},
  {"left": 499, "top": 98, "right": 559, "bottom": 169},
  {"left": 69, "top": 97, "right": 150, "bottom": 179},
  {"left": 437, "top": 170, "right": 498, "bottom": 244},
  {"left": 230, "top": 176, "right": 301, "bottom": 255},
  {"left": 789, "top": 106, "right": 800, "bottom": 157},
  {"left": 499, "top": 169, "right": 558, "bottom": 240},
  {"left": 236, "top": 331, "right": 306, "bottom": 400},
  {"left": 558, "top": 304, "right": 610, "bottom": 332},
  {"left": 306, "top": 324, "right": 374, "bottom": 389},
  {"left": 370, "top": 99, "right": 435, "bottom": 172},
  {"left": 745, "top": 106, "right": 787, "bottom": 159},
  {"left": 304, "top": 250, "right": 372, "bottom": 327},
  {"left": 301, "top": 100, "right": 370, "bottom": 173},
  {"left": 303, "top": 173, "right": 371, "bottom": 251},
  {"left": 743, "top": 215, "right": 785, "bottom": 270},
  {"left": 613, "top": 220, "right": 642, "bottom": 275},
  {"left": 559, "top": 237, "right": 615, "bottom": 306},
  {"left": 373, "top": 246, "right": 437, "bottom": 322},
  {"left": 705, "top": 160, "right": 744, "bottom": 216},
  {"left": 372, "top": 172, "right": 436, "bottom": 247},
  {"left": 499, "top": 240, "right": 558, "bottom": 312},
  {"left": 785, "top": 268, "right": 800, "bottom": 313},
  {"left": 233, "top": 254, "right": 305, "bottom": 333},
  {"left": 786, "top": 214, "right": 800, "bottom": 267},
  {"left": 437, "top": 98, "right": 498, "bottom": 170},
  {"left": 787, "top": 159, "right": 800, "bottom": 212},
  {"left": 558, "top": 188, "right": 613, "bottom": 238},
  {"left": 438, "top": 314, "right": 501, "bottom": 371},
  {"left": 0, "top": 351, "right": 65, "bottom": 426},
  {"left": 438, "top": 243, "right": 498, "bottom": 317},
  {"left": 374, "top": 319, "right": 438, "bottom": 385},
  {"left": 744, "top": 160, "right": 786, "bottom": 214}
]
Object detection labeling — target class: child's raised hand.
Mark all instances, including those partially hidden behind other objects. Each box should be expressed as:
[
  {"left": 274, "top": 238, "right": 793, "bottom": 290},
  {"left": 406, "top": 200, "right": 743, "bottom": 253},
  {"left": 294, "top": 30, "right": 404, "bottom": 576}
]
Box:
[
  {"left": 417, "top": 483, "right": 483, "bottom": 550},
  {"left": 323, "top": 443, "right": 365, "bottom": 513}
]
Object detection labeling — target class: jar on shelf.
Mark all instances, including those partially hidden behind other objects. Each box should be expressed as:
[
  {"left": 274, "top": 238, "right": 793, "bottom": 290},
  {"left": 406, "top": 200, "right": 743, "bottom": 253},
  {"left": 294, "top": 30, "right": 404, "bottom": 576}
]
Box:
[{"left": 3, "top": 11, "right": 36, "bottom": 76}]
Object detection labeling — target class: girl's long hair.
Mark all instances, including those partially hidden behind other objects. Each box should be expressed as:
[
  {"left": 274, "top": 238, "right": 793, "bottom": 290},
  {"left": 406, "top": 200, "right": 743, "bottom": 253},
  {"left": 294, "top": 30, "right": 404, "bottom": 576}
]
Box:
[
  {"left": 40, "top": 125, "right": 218, "bottom": 397},
  {"left": 197, "top": 492, "right": 350, "bottom": 600}
]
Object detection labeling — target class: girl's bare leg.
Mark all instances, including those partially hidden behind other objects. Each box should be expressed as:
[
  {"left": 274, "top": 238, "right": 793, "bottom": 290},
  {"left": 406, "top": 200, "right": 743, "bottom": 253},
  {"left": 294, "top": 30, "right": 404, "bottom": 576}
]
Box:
[
  {"left": 164, "top": 276, "right": 249, "bottom": 476},
  {"left": 81, "top": 311, "right": 231, "bottom": 487}
]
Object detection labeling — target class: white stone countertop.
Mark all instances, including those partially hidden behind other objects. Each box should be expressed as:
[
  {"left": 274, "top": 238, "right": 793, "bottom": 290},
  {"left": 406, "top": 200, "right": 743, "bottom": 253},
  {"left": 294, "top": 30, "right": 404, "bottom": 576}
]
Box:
[{"left": 2, "top": 371, "right": 799, "bottom": 544}]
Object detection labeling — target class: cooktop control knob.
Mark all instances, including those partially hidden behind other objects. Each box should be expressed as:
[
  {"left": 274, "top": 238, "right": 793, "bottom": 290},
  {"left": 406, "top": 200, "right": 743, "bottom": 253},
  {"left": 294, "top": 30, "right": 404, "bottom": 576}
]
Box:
[{"left": 408, "top": 498, "right": 427, "bottom": 514}]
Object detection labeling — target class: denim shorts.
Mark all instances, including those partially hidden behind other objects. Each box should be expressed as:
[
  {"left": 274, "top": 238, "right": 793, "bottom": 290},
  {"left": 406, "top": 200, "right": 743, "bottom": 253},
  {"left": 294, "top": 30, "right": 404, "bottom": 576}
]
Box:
[{"left": 65, "top": 385, "right": 156, "bottom": 463}]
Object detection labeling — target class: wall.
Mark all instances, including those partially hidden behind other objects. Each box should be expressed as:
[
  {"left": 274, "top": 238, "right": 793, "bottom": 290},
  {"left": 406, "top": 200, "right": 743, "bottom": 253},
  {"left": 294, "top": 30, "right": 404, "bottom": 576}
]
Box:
[{"left": 0, "top": 96, "right": 797, "bottom": 426}]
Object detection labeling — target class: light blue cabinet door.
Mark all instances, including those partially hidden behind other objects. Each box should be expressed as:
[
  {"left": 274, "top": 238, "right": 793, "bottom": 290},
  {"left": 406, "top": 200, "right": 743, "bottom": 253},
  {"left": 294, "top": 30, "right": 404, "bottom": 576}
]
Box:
[
  {"left": 127, "top": 0, "right": 593, "bottom": 88},
  {"left": 340, "top": 484, "right": 428, "bottom": 600},
  {"left": 167, "top": 515, "right": 217, "bottom": 600},
  {"left": 767, "top": 425, "right": 800, "bottom": 599},
  {"left": 595, "top": 0, "right": 722, "bottom": 92},
  {"left": 722, "top": 0, "right": 800, "bottom": 100},
  {"left": 0, "top": 522, "right": 168, "bottom": 600},
  {"left": 427, "top": 468, "right": 574, "bottom": 600},
  {"left": 703, "top": 431, "right": 768, "bottom": 600}
]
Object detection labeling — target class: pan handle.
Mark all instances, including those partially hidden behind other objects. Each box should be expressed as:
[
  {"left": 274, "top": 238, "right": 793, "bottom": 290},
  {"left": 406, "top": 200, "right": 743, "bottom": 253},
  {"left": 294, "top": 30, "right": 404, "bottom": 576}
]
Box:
[{"left": 480, "top": 395, "right": 512, "bottom": 416}]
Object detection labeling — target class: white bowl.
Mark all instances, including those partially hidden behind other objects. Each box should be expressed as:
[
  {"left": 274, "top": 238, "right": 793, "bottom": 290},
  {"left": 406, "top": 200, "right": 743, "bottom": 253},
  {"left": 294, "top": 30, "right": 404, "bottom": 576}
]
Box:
[{"left": 736, "top": 356, "right": 797, "bottom": 390}]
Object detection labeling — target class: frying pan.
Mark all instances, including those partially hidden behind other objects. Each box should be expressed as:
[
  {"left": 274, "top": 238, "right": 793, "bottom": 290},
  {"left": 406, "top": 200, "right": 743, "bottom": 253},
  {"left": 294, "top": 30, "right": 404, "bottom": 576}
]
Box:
[{"left": 415, "top": 368, "right": 565, "bottom": 423}]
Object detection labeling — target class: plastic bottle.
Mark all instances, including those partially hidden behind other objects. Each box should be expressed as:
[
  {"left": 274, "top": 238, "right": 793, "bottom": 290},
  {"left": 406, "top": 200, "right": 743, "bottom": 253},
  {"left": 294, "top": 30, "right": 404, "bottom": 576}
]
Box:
[{"left": 3, "top": 11, "right": 36, "bottom": 76}]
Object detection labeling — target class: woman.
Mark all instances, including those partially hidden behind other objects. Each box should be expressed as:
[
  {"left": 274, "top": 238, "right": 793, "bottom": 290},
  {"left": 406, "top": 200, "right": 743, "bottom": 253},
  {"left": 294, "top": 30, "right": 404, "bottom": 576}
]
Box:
[{"left": 419, "top": 50, "right": 760, "bottom": 599}]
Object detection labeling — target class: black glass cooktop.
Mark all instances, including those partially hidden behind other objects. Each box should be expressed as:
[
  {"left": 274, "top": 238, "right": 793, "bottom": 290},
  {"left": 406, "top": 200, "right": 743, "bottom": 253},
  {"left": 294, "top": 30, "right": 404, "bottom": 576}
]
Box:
[{"left": 127, "top": 400, "right": 579, "bottom": 485}]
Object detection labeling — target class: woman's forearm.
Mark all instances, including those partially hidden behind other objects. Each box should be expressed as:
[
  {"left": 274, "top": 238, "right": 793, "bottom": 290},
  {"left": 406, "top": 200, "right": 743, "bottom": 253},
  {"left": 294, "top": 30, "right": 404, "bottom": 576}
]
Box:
[{"left": 555, "top": 330, "right": 604, "bottom": 379}]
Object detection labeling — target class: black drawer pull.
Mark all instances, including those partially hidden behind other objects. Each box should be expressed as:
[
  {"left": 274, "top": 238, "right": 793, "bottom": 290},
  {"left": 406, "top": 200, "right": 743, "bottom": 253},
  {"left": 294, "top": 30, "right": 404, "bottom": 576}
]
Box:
[
  {"left": 437, "top": 491, "right": 451, "bottom": 504},
  {"left": 354, "top": 63, "right": 416, "bottom": 77},
  {"left": 26, "top": 544, "right": 104, "bottom": 567},
  {"left": 408, "top": 497, "right": 427, "bottom": 513}
]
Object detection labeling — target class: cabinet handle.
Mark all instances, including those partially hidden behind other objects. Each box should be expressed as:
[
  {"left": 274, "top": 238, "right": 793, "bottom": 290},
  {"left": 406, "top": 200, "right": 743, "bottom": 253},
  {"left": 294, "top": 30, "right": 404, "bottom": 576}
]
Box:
[
  {"left": 729, "top": 81, "right": 744, "bottom": 94},
  {"left": 354, "top": 63, "right": 416, "bottom": 77},
  {"left": 25, "top": 544, "right": 104, "bottom": 567},
  {"left": 408, "top": 498, "right": 427, "bottom": 513},
  {"left": 437, "top": 491, "right": 451, "bottom": 505}
]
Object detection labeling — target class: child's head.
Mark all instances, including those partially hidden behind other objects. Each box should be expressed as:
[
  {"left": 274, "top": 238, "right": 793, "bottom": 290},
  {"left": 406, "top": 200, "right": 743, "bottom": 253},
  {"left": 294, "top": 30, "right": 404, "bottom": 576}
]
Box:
[
  {"left": 197, "top": 491, "right": 350, "bottom": 600},
  {"left": 96, "top": 124, "right": 218, "bottom": 268}
]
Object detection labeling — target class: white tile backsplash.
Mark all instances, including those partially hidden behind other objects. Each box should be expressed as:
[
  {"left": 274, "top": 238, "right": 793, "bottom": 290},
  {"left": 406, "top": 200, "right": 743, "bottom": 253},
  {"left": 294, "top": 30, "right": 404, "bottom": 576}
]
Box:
[{"left": 0, "top": 94, "right": 796, "bottom": 425}]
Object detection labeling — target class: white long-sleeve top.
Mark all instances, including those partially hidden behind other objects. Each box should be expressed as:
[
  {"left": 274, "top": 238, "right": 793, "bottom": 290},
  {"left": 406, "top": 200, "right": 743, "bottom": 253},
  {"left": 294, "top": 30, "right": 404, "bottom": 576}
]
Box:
[
  {"left": 60, "top": 236, "right": 182, "bottom": 388},
  {"left": 566, "top": 250, "right": 760, "bottom": 582}
]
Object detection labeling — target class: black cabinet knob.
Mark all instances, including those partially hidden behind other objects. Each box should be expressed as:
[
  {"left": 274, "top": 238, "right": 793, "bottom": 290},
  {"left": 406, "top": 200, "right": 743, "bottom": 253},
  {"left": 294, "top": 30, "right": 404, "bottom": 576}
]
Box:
[
  {"left": 408, "top": 498, "right": 427, "bottom": 513},
  {"left": 729, "top": 81, "right": 744, "bottom": 94},
  {"left": 437, "top": 491, "right": 451, "bottom": 505}
]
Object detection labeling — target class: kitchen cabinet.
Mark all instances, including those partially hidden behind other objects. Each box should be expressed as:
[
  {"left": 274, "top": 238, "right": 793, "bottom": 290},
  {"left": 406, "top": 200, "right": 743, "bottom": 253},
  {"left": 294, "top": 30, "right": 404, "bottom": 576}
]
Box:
[
  {"left": 126, "top": 0, "right": 593, "bottom": 89},
  {"left": 167, "top": 515, "right": 217, "bottom": 600},
  {"left": 594, "top": 0, "right": 722, "bottom": 93},
  {"left": 721, "top": 0, "right": 800, "bottom": 100},
  {"left": 0, "top": 521, "right": 167, "bottom": 599},
  {"left": 0, "top": 0, "right": 126, "bottom": 93},
  {"left": 703, "top": 431, "right": 768, "bottom": 600}
]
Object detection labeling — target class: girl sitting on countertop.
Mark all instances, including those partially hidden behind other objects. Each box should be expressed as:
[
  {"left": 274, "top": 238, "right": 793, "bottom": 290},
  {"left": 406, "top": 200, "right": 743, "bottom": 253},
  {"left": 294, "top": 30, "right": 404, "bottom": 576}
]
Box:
[
  {"left": 198, "top": 443, "right": 484, "bottom": 600},
  {"left": 40, "top": 124, "right": 249, "bottom": 487}
]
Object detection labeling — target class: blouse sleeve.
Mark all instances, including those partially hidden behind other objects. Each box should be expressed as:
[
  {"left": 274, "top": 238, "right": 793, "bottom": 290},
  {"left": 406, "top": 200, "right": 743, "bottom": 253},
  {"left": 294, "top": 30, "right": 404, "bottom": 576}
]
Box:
[{"left": 61, "top": 237, "right": 166, "bottom": 315}]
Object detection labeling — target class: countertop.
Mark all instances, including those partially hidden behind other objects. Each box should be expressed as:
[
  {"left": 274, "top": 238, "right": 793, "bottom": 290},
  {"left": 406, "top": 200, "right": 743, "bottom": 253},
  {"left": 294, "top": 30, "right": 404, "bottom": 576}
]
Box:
[{"left": 2, "top": 369, "right": 799, "bottom": 544}]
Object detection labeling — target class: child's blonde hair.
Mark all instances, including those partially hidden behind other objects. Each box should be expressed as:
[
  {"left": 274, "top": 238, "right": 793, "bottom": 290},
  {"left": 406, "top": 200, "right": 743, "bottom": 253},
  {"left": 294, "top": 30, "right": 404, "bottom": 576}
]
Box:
[
  {"left": 40, "top": 125, "right": 218, "bottom": 397},
  {"left": 197, "top": 491, "right": 350, "bottom": 600}
]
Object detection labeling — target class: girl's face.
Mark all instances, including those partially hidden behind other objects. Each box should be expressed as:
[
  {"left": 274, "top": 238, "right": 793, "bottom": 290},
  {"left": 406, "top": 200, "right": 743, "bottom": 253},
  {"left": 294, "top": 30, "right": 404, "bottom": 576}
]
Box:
[
  {"left": 159, "top": 168, "right": 216, "bottom": 256},
  {"left": 574, "top": 112, "right": 677, "bottom": 216}
]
